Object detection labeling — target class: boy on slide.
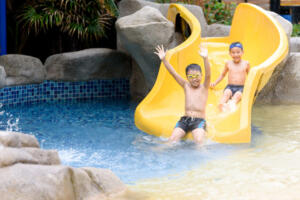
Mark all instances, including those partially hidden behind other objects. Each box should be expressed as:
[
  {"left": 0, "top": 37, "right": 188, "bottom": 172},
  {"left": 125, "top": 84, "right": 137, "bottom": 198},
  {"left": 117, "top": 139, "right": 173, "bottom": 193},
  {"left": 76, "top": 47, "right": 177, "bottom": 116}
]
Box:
[
  {"left": 210, "top": 42, "right": 250, "bottom": 111},
  {"left": 154, "top": 45, "right": 211, "bottom": 144}
]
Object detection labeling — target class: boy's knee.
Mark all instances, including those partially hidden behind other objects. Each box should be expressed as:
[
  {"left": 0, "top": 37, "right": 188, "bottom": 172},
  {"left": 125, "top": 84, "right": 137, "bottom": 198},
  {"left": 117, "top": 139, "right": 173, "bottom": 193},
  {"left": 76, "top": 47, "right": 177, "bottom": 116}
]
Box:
[
  {"left": 170, "top": 128, "right": 185, "bottom": 141},
  {"left": 224, "top": 89, "right": 232, "bottom": 97},
  {"left": 233, "top": 92, "right": 242, "bottom": 99},
  {"left": 192, "top": 129, "right": 205, "bottom": 143}
]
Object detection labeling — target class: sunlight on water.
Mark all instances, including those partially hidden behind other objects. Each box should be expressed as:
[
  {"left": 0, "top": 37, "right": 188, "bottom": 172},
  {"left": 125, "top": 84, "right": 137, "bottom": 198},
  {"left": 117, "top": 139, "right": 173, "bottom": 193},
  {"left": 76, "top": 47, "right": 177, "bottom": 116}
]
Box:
[
  {"left": 1, "top": 101, "right": 300, "bottom": 199},
  {"left": 124, "top": 105, "right": 300, "bottom": 200},
  {"left": 0, "top": 100, "right": 246, "bottom": 184}
]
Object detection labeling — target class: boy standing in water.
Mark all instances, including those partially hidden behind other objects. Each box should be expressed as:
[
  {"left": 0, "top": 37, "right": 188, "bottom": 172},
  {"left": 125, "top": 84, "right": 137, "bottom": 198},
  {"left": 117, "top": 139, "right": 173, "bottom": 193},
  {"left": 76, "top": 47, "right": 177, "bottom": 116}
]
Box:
[
  {"left": 210, "top": 42, "right": 250, "bottom": 111},
  {"left": 154, "top": 45, "right": 211, "bottom": 144}
]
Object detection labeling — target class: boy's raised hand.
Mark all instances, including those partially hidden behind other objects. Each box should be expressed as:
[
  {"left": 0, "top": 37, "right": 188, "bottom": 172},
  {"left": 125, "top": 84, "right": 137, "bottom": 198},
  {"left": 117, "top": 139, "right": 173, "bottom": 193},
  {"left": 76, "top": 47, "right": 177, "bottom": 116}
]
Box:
[
  {"left": 154, "top": 45, "right": 166, "bottom": 60},
  {"left": 198, "top": 45, "right": 208, "bottom": 58}
]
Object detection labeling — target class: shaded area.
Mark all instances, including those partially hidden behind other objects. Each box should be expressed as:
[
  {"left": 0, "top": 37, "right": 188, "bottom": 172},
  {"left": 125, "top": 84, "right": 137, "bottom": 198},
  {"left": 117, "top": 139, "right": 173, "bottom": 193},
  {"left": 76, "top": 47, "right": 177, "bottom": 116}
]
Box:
[{"left": 6, "top": 0, "right": 118, "bottom": 62}]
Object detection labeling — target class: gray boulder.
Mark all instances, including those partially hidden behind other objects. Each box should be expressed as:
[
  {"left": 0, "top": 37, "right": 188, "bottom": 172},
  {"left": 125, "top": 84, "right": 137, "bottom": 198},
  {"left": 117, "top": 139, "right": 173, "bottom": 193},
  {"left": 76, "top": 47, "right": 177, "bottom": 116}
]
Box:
[
  {"left": 0, "top": 66, "right": 6, "bottom": 87},
  {"left": 256, "top": 55, "right": 289, "bottom": 104},
  {"left": 0, "top": 131, "right": 60, "bottom": 167},
  {"left": 23, "top": 148, "right": 61, "bottom": 165},
  {"left": 0, "top": 146, "right": 38, "bottom": 167},
  {"left": 130, "top": 60, "right": 149, "bottom": 102},
  {"left": 45, "top": 48, "right": 131, "bottom": 81},
  {"left": 0, "top": 164, "right": 127, "bottom": 200},
  {"left": 207, "top": 24, "right": 231, "bottom": 37},
  {"left": 0, "top": 131, "right": 127, "bottom": 200},
  {"left": 118, "top": 0, "right": 208, "bottom": 36},
  {"left": 271, "top": 53, "right": 300, "bottom": 103},
  {"left": 0, "top": 147, "right": 60, "bottom": 167},
  {"left": 5, "top": 76, "right": 31, "bottom": 86},
  {"left": 0, "top": 131, "right": 39, "bottom": 148},
  {"left": 81, "top": 167, "right": 127, "bottom": 197},
  {"left": 0, "top": 54, "right": 46, "bottom": 86},
  {"left": 116, "top": 6, "right": 179, "bottom": 99},
  {"left": 290, "top": 37, "right": 300, "bottom": 52},
  {"left": 256, "top": 53, "right": 300, "bottom": 104}
]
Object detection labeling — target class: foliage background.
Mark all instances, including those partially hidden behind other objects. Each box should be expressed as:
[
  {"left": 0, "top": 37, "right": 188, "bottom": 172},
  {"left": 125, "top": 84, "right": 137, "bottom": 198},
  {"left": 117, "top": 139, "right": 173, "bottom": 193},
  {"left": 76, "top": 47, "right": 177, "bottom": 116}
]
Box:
[
  {"left": 156, "top": 0, "right": 236, "bottom": 25},
  {"left": 10, "top": 1, "right": 300, "bottom": 61},
  {"left": 292, "top": 24, "right": 300, "bottom": 37},
  {"left": 7, "top": 0, "right": 119, "bottom": 62}
]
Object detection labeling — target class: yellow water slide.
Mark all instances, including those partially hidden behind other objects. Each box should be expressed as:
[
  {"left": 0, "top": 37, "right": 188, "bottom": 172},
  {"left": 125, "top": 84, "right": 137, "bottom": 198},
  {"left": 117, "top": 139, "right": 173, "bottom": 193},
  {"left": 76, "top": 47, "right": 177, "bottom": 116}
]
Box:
[{"left": 134, "top": 3, "right": 288, "bottom": 143}]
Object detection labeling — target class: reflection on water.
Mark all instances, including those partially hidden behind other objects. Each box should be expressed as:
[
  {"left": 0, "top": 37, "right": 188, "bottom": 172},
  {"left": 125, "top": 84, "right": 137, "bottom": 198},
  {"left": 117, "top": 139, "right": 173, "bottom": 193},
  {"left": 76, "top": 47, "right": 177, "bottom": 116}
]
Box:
[{"left": 124, "top": 105, "right": 300, "bottom": 200}]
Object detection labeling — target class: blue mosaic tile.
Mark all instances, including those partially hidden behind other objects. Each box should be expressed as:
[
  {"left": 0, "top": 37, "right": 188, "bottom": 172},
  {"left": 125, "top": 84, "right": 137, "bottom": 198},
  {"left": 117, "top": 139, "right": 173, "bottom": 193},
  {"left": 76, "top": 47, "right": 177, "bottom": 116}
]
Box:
[{"left": 0, "top": 79, "right": 130, "bottom": 107}]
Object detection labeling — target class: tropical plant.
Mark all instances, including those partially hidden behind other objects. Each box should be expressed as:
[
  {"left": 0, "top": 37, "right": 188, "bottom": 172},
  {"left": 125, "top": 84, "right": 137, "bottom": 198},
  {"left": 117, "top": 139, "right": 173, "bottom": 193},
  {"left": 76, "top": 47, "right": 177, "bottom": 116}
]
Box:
[
  {"left": 204, "top": 0, "right": 236, "bottom": 25},
  {"left": 18, "top": 0, "right": 118, "bottom": 41},
  {"left": 292, "top": 24, "right": 300, "bottom": 37},
  {"left": 155, "top": 0, "right": 236, "bottom": 25}
]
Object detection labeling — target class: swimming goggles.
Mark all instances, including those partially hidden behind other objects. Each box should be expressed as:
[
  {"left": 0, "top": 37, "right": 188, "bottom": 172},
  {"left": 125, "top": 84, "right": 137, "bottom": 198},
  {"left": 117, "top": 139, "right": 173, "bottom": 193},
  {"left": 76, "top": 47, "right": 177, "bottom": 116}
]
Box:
[{"left": 187, "top": 74, "right": 200, "bottom": 79}]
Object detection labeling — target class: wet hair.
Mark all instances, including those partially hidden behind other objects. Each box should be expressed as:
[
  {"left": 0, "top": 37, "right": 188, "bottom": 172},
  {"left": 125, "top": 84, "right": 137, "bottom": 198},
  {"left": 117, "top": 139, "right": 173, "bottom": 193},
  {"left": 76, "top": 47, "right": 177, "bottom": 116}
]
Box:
[
  {"left": 185, "top": 64, "right": 201, "bottom": 75},
  {"left": 229, "top": 42, "right": 243, "bottom": 51}
]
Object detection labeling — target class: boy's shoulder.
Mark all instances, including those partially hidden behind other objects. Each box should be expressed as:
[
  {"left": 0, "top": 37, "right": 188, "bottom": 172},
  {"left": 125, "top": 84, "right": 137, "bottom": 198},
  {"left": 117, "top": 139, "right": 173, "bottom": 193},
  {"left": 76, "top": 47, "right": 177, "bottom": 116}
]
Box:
[
  {"left": 241, "top": 60, "right": 250, "bottom": 68},
  {"left": 242, "top": 60, "right": 250, "bottom": 65},
  {"left": 225, "top": 60, "right": 231, "bottom": 64}
]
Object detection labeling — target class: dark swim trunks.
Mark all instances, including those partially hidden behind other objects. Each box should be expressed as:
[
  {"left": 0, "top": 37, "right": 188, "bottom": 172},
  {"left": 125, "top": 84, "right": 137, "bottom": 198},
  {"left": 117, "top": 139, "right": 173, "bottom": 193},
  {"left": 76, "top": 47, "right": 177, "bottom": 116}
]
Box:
[
  {"left": 175, "top": 116, "right": 206, "bottom": 132},
  {"left": 225, "top": 84, "right": 244, "bottom": 96}
]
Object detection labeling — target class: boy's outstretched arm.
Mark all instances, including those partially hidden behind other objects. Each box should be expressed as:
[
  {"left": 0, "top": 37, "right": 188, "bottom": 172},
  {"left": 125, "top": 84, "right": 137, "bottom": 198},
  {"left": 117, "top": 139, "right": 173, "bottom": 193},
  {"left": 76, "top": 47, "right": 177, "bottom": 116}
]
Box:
[
  {"left": 210, "top": 63, "right": 228, "bottom": 87},
  {"left": 199, "top": 46, "right": 210, "bottom": 89},
  {"left": 154, "top": 45, "right": 186, "bottom": 87}
]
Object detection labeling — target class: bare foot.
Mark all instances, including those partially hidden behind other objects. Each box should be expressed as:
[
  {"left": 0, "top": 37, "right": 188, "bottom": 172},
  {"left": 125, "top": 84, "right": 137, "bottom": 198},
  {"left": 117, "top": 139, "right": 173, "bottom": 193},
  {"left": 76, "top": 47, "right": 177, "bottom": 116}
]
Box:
[{"left": 218, "top": 103, "right": 229, "bottom": 112}]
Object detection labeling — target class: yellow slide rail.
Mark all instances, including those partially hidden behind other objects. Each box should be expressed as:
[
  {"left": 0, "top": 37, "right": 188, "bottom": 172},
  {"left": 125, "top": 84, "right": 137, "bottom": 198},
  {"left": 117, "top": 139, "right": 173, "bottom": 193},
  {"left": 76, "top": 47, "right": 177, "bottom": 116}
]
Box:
[{"left": 134, "top": 3, "right": 288, "bottom": 143}]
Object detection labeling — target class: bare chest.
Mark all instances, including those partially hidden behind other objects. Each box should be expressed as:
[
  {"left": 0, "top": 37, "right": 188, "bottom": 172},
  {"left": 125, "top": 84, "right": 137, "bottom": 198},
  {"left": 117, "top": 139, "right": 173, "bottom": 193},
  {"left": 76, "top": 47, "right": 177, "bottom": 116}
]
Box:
[
  {"left": 184, "top": 86, "right": 207, "bottom": 102},
  {"left": 228, "top": 63, "right": 247, "bottom": 77}
]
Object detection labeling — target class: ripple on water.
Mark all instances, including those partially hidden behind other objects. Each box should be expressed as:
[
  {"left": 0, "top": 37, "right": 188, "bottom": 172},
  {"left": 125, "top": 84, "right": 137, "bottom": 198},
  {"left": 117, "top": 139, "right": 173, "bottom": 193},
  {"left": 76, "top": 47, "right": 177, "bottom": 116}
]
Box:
[
  {"left": 2, "top": 101, "right": 299, "bottom": 199},
  {"left": 0, "top": 99, "right": 248, "bottom": 184},
  {"left": 128, "top": 105, "right": 300, "bottom": 200}
]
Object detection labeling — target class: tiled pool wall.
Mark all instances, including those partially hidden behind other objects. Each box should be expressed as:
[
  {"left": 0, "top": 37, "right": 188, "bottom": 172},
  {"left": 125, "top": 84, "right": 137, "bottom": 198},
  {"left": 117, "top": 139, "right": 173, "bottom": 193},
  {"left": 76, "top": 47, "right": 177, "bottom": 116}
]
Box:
[{"left": 0, "top": 79, "right": 130, "bottom": 107}]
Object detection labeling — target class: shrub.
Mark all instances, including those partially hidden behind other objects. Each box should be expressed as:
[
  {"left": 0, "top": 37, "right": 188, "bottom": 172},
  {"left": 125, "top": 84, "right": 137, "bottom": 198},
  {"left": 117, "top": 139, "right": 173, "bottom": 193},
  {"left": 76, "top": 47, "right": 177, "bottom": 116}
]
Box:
[
  {"left": 292, "top": 24, "right": 300, "bottom": 37},
  {"left": 155, "top": 0, "right": 236, "bottom": 25},
  {"left": 18, "top": 0, "right": 118, "bottom": 41},
  {"left": 204, "top": 0, "right": 236, "bottom": 25}
]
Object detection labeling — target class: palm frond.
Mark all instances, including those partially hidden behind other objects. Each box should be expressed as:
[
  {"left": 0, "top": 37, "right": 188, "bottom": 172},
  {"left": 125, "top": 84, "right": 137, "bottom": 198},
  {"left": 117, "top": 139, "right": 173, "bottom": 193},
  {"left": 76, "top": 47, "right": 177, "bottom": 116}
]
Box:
[{"left": 18, "top": 0, "right": 118, "bottom": 41}]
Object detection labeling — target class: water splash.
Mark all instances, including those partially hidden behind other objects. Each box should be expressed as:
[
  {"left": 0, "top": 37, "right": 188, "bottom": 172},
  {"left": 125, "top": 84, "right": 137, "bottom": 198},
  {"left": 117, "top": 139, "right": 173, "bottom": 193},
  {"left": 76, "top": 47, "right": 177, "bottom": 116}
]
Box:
[
  {"left": 0, "top": 99, "right": 249, "bottom": 184},
  {"left": 128, "top": 104, "right": 300, "bottom": 199}
]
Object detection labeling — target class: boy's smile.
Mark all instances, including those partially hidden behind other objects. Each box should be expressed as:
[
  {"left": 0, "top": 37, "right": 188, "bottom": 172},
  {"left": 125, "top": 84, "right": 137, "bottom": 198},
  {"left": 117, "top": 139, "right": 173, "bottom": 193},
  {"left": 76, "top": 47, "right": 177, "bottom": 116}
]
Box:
[
  {"left": 230, "top": 47, "right": 243, "bottom": 63},
  {"left": 187, "top": 70, "right": 201, "bottom": 87}
]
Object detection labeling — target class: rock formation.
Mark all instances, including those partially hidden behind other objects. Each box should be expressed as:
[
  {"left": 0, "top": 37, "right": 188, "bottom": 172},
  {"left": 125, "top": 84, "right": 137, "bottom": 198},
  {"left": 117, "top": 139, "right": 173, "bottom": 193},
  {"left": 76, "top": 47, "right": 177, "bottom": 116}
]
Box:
[{"left": 0, "top": 131, "right": 127, "bottom": 200}]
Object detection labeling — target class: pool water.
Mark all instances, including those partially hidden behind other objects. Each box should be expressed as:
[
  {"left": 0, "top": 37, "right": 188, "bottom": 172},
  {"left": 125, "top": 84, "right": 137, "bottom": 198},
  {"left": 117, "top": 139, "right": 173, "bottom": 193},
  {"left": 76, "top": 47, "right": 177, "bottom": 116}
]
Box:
[
  {"left": 0, "top": 99, "right": 251, "bottom": 184},
  {"left": 129, "top": 104, "right": 300, "bottom": 200}
]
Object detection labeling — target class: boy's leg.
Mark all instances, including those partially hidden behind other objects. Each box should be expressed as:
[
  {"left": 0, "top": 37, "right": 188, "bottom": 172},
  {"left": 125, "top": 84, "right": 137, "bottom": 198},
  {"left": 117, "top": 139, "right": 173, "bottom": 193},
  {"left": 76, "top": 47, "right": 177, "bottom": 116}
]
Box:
[
  {"left": 219, "top": 89, "right": 232, "bottom": 110},
  {"left": 232, "top": 91, "right": 242, "bottom": 104},
  {"left": 192, "top": 128, "right": 205, "bottom": 144},
  {"left": 168, "top": 127, "right": 186, "bottom": 143}
]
